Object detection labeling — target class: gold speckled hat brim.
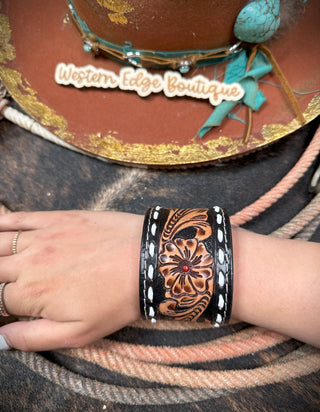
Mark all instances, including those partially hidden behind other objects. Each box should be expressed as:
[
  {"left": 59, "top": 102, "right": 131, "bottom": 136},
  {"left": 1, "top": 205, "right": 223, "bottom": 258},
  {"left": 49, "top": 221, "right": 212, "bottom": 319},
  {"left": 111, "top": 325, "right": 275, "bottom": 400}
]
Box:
[{"left": 0, "top": 0, "right": 319, "bottom": 167}]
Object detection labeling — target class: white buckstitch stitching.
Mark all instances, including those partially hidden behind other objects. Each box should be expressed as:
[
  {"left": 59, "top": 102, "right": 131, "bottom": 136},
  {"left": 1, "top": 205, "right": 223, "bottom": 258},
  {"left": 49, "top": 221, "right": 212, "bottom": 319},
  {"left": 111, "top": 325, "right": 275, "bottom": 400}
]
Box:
[
  {"left": 221, "top": 209, "right": 229, "bottom": 323},
  {"left": 143, "top": 208, "right": 154, "bottom": 319}
]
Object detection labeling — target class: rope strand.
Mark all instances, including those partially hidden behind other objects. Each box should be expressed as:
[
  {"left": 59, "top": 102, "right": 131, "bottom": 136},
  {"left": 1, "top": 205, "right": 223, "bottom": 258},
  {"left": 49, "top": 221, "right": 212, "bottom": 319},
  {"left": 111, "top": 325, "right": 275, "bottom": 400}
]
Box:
[
  {"left": 231, "top": 124, "right": 320, "bottom": 226},
  {"left": 271, "top": 192, "right": 320, "bottom": 238}
]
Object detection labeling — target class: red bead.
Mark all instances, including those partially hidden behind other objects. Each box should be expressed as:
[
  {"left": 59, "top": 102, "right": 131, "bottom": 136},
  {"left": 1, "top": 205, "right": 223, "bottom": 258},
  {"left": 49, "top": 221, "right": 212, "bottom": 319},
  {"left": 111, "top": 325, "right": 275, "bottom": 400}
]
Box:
[{"left": 183, "top": 265, "right": 189, "bottom": 272}]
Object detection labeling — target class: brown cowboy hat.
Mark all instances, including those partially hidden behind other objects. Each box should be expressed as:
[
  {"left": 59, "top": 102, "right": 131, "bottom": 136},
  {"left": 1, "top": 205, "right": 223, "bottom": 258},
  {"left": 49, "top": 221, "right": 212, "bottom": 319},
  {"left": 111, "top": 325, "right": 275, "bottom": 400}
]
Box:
[{"left": 0, "top": 0, "right": 319, "bottom": 167}]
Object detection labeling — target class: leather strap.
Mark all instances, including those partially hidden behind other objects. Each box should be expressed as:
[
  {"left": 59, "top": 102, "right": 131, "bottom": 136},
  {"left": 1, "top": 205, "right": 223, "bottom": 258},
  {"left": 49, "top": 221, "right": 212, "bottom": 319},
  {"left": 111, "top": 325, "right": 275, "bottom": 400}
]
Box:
[
  {"left": 211, "top": 206, "right": 233, "bottom": 326},
  {"left": 139, "top": 207, "right": 233, "bottom": 325}
]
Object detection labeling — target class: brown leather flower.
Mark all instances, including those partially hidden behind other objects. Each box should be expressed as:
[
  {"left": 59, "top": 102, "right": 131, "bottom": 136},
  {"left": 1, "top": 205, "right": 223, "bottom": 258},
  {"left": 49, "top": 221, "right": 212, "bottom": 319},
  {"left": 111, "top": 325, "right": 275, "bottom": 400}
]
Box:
[{"left": 159, "top": 238, "right": 214, "bottom": 297}]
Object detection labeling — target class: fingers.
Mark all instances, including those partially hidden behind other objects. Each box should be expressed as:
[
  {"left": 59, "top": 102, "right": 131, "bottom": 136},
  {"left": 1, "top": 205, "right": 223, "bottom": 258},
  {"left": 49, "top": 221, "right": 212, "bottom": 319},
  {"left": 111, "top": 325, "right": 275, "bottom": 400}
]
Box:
[
  {"left": 0, "top": 211, "right": 48, "bottom": 231},
  {"left": 0, "top": 259, "right": 19, "bottom": 283},
  {"left": 1, "top": 281, "right": 27, "bottom": 316},
  {"left": 0, "top": 230, "right": 35, "bottom": 286},
  {"left": 0, "top": 228, "right": 39, "bottom": 257},
  {"left": 0, "top": 259, "right": 47, "bottom": 316},
  {"left": 0, "top": 232, "right": 17, "bottom": 256},
  {"left": 0, "top": 318, "right": 87, "bottom": 351},
  {"left": 0, "top": 231, "right": 25, "bottom": 256},
  {"left": 0, "top": 210, "right": 90, "bottom": 232}
]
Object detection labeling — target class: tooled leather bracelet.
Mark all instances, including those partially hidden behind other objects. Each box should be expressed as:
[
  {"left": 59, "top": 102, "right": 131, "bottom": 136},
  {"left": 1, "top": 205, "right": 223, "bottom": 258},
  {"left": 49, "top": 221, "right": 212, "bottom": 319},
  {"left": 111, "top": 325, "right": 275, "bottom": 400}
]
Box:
[{"left": 139, "top": 207, "right": 233, "bottom": 325}]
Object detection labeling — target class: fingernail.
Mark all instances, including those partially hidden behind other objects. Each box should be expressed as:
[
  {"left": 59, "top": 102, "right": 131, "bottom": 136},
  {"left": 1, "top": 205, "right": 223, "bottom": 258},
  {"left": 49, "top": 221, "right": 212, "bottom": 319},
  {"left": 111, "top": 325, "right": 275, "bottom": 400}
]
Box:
[{"left": 0, "top": 335, "right": 11, "bottom": 350}]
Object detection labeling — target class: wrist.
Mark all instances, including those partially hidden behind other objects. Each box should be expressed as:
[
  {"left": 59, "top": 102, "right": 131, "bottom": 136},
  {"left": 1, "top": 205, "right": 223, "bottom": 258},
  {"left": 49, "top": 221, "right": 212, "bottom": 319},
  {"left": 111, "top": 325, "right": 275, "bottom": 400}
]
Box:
[{"left": 126, "top": 213, "right": 145, "bottom": 324}]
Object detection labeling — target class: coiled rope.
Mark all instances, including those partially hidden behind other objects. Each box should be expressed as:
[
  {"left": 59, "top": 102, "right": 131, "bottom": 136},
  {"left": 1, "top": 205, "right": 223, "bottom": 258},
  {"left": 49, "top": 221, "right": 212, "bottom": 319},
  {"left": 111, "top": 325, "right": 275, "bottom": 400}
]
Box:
[{"left": 231, "top": 124, "right": 320, "bottom": 227}]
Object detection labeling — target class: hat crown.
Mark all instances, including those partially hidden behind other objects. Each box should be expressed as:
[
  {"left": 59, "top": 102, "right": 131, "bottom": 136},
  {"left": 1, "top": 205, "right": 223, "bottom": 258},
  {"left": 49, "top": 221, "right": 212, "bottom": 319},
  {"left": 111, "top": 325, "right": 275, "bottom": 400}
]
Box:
[{"left": 72, "top": 0, "right": 248, "bottom": 50}]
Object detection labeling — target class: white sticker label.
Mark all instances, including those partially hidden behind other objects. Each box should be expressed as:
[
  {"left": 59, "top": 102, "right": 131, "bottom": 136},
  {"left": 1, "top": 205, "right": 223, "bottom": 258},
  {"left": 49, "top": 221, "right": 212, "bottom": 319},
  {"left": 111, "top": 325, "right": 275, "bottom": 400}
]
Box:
[{"left": 55, "top": 63, "right": 244, "bottom": 106}]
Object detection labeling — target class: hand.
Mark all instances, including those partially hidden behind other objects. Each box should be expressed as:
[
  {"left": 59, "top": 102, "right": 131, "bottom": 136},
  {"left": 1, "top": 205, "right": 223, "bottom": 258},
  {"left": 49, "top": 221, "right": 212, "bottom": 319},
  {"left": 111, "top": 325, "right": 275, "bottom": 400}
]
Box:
[{"left": 0, "top": 210, "right": 143, "bottom": 351}]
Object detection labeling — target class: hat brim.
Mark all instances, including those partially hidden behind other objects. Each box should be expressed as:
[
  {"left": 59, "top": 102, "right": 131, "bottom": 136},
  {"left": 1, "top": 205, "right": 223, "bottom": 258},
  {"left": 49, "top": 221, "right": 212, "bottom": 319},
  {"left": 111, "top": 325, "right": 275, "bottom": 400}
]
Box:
[{"left": 0, "top": 0, "right": 319, "bottom": 167}]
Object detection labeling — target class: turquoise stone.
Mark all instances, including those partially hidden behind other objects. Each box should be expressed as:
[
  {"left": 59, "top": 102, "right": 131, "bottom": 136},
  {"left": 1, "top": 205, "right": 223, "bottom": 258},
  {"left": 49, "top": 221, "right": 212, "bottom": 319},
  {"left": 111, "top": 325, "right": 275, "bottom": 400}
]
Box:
[
  {"left": 179, "top": 66, "right": 190, "bottom": 74},
  {"left": 178, "top": 60, "right": 192, "bottom": 74},
  {"left": 234, "top": 0, "right": 280, "bottom": 43},
  {"left": 83, "top": 43, "right": 92, "bottom": 53}
]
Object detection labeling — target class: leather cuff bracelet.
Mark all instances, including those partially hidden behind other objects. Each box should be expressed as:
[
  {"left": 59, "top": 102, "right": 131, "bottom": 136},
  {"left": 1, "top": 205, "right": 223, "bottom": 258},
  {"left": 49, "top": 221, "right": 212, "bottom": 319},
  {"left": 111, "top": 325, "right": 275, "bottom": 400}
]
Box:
[{"left": 139, "top": 207, "right": 233, "bottom": 325}]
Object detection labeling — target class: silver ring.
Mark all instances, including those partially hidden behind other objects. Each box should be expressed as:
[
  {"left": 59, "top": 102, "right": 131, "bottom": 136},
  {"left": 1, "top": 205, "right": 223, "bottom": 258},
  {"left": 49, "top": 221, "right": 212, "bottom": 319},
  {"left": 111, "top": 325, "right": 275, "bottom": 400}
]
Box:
[
  {"left": 0, "top": 282, "right": 10, "bottom": 317},
  {"left": 12, "top": 231, "right": 21, "bottom": 255}
]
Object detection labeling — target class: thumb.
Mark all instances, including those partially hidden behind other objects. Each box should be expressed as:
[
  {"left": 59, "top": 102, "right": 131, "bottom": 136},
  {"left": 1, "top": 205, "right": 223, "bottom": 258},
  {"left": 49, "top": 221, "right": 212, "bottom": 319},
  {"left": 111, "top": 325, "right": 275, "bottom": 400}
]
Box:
[{"left": 0, "top": 318, "right": 85, "bottom": 352}]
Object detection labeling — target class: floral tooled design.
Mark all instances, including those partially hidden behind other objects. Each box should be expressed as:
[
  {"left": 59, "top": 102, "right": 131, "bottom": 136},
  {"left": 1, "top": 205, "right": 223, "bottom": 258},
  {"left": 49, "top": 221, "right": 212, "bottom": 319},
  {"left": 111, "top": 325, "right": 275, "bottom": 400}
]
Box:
[
  {"left": 159, "top": 238, "right": 213, "bottom": 297},
  {"left": 158, "top": 209, "right": 214, "bottom": 321}
]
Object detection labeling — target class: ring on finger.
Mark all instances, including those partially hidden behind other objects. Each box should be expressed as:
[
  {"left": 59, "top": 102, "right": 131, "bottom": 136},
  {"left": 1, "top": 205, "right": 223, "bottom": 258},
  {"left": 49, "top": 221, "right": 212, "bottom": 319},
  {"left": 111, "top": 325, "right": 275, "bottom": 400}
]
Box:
[
  {"left": 0, "top": 282, "right": 10, "bottom": 317},
  {"left": 12, "top": 231, "right": 21, "bottom": 255}
]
